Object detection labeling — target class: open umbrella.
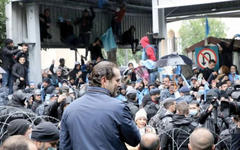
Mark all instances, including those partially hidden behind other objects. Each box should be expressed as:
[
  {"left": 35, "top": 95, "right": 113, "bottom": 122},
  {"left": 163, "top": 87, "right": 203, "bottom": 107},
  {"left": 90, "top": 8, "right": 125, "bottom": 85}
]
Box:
[
  {"left": 0, "top": 67, "right": 6, "bottom": 74},
  {"left": 156, "top": 53, "right": 192, "bottom": 67}
]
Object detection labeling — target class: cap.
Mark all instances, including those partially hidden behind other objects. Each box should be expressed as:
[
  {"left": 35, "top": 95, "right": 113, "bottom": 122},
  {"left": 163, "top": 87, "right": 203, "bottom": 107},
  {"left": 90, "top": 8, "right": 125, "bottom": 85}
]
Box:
[
  {"left": 42, "top": 78, "right": 51, "bottom": 84},
  {"left": 179, "top": 86, "right": 190, "bottom": 93},
  {"left": 126, "top": 88, "right": 137, "bottom": 96},
  {"left": 29, "top": 81, "right": 35, "bottom": 86},
  {"left": 34, "top": 89, "right": 41, "bottom": 95},
  {"left": 61, "top": 85, "right": 69, "bottom": 93},
  {"left": 231, "top": 91, "right": 240, "bottom": 100},
  {"left": 31, "top": 122, "right": 59, "bottom": 142},
  {"left": 50, "top": 94, "right": 58, "bottom": 98},
  {"left": 206, "top": 89, "right": 219, "bottom": 101},
  {"left": 7, "top": 119, "right": 31, "bottom": 136},
  {"left": 150, "top": 88, "right": 160, "bottom": 96},
  {"left": 135, "top": 108, "right": 147, "bottom": 122},
  {"left": 192, "top": 65, "right": 198, "bottom": 70},
  {"left": 191, "top": 77, "right": 197, "bottom": 81}
]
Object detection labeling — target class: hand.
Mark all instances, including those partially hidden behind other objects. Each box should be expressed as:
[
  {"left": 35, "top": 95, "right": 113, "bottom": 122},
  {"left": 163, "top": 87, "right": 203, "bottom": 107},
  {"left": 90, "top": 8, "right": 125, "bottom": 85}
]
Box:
[
  {"left": 58, "top": 94, "right": 67, "bottom": 103},
  {"left": 20, "top": 77, "right": 24, "bottom": 81},
  {"left": 223, "top": 76, "right": 228, "bottom": 81},
  {"left": 212, "top": 72, "right": 218, "bottom": 76},
  {"left": 208, "top": 104, "right": 214, "bottom": 113},
  {"left": 202, "top": 79, "right": 206, "bottom": 85}
]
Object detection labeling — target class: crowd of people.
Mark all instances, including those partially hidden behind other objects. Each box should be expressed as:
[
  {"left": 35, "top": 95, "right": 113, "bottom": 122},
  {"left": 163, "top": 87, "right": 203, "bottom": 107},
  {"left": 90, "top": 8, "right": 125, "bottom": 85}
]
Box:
[
  {"left": 1, "top": 7, "right": 240, "bottom": 148},
  {"left": 1, "top": 30, "right": 240, "bottom": 150}
]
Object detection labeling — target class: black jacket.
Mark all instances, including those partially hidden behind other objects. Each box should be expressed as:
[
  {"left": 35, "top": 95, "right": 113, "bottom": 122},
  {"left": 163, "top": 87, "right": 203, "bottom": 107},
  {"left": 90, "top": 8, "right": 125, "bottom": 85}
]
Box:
[
  {"left": 201, "top": 67, "right": 214, "bottom": 81},
  {"left": 69, "top": 64, "right": 81, "bottom": 79},
  {"left": 74, "top": 9, "right": 95, "bottom": 33},
  {"left": 87, "top": 44, "right": 103, "bottom": 61},
  {"left": 161, "top": 114, "right": 196, "bottom": 150},
  {"left": 12, "top": 63, "right": 28, "bottom": 84},
  {"left": 44, "top": 100, "right": 60, "bottom": 121},
  {"left": 231, "top": 127, "right": 240, "bottom": 150},
  {"left": 0, "top": 91, "right": 36, "bottom": 125},
  {"left": 31, "top": 100, "right": 42, "bottom": 113},
  {"left": 1, "top": 46, "right": 20, "bottom": 70}
]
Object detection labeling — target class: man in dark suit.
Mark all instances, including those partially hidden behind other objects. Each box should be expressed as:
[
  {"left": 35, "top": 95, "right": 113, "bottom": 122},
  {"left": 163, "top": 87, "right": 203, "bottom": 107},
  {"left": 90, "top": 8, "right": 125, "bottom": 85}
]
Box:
[{"left": 60, "top": 61, "right": 140, "bottom": 150}]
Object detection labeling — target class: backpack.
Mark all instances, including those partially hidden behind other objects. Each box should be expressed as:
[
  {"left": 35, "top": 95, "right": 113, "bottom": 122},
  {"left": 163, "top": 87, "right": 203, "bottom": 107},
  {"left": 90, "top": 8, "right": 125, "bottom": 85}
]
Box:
[
  {"left": 142, "top": 44, "right": 157, "bottom": 61},
  {"left": 156, "top": 113, "right": 173, "bottom": 135},
  {"left": 171, "top": 123, "right": 196, "bottom": 150}
]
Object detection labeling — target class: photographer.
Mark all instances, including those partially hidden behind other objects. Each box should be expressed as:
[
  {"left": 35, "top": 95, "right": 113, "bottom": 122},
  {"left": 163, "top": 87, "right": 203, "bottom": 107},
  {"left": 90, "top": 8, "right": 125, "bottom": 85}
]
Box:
[
  {"left": 123, "top": 63, "right": 137, "bottom": 83},
  {"left": 199, "top": 89, "right": 235, "bottom": 136}
]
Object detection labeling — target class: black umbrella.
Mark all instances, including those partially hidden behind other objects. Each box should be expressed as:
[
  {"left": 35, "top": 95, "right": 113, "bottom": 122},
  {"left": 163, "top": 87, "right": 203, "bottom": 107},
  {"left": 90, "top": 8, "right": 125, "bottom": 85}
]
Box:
[
  {"left": 0, "top": 67, "right": 6, "bottom": 74},
  {"left": 156, "top": 54, "right": 192, "bottom": 67}
]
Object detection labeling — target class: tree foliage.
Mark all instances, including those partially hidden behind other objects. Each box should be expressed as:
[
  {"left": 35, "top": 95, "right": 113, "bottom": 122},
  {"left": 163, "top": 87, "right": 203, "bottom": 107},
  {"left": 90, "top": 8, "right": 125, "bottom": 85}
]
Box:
[
  {"left": 0, "top": 0, "right": 8, "bottom": 47},
  {"left": 179, "top": 18, "right": 227, "bottom": 51},
  {"left": 116, "top": 49, "right": 142, "bottom": 66}
]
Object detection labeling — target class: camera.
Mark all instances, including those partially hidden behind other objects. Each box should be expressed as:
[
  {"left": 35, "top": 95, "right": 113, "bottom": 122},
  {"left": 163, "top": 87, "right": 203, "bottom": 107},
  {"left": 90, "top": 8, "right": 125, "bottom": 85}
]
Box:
[{"left": 220, "top": 101, "right": 240, "bottom": 115}]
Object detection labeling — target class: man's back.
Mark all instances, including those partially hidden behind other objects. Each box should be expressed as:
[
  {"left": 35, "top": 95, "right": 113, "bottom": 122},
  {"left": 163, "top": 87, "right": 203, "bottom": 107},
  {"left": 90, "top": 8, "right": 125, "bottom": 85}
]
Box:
[{"left": 60, "top": 86, "right": 140, "bottom": 150}]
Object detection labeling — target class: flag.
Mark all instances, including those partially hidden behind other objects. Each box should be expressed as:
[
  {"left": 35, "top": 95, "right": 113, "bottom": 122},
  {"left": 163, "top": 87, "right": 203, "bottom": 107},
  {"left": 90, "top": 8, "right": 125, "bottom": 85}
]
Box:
[
  {"left": 101, "top": 27, "right": 117, "bottom": 52},
  {"left": 205, "top": 17, "right": 210, "bottom": 37}
]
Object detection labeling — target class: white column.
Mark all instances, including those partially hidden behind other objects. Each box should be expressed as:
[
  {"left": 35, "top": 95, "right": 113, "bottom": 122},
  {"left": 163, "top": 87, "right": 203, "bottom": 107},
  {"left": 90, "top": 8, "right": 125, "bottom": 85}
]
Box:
[
  {"left": 152, "top": 0, "right": 167, "bottom": 58},
  {"left": 5, "top": 1, "right": 13, "bottom": 39},
  {"left": 26, "top": 4, "right": 42, "bottom": 84}
]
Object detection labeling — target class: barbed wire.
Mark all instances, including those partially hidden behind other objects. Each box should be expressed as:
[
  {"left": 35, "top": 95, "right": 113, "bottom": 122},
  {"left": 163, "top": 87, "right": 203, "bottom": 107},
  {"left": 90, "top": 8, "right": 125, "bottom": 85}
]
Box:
[
  {"left": 0, "top": 107, "right": 232, "bottom": 150},
  {"left": 0, "top": 110, "right": 60, "bottom": 143}
]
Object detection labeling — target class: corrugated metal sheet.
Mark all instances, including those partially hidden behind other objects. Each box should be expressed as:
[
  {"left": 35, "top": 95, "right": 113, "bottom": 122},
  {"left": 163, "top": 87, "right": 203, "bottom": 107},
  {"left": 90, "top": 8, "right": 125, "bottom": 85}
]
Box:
[{"left": 40, "top": 4, "right": 152, "bottom": 48}]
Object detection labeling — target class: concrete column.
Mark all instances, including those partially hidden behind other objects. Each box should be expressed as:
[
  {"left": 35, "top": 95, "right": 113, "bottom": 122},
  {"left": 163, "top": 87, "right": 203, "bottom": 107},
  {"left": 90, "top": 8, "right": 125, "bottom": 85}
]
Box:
[
  {"left": 152, "top": 0, "right": 167, "bottom": 58},
  {"left": 26, "top": 4, "right": 42, "bottom": 84},
  {"left": 5, "top": 1, "right": 12, "bottom": 39}
]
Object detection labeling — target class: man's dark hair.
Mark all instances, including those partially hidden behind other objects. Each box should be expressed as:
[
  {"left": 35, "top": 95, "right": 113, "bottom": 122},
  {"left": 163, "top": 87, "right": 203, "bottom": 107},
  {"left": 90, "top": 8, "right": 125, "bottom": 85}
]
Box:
[
  {"left": 164, "top": 75, "right": 171, "bottom": 81},
  {"left": 4, "top": 39, "right": 13, "bottom": 46},
  {"left": 59, "top": 58, "right": 65, "bottom": 63},
  {"left": 2, "top": 135, "right": 33, "bottom": 150},
  {"left": 163, "top": 99, "right": 175, "bottom": 109},
  {"left": 88, "top": 61, "right": 117, "bottom": 87},
  {"left": 209, "top": 59, "right": 216, "bottom": 64},
  {"left": 127, "top": 93, "right": 136, "bottom": 101},
  {"left": 18, "top": 55, "right": 26, "bottom": 61},
  {"left": 128, "top": 62, "right": 133, "bottom": 67},
  {"left": 94, "top": 38, "right": 102, "bottom": 45}
]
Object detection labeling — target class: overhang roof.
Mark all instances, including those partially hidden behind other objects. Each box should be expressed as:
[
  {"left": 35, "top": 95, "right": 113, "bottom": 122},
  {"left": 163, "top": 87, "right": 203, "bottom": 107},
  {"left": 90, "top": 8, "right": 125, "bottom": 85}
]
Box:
[
  {"left": 185, "top": 36, "right": 240, "bottom": 53},
  {"left": 16, "top": 0, "right": 240, "bottom": 22}
]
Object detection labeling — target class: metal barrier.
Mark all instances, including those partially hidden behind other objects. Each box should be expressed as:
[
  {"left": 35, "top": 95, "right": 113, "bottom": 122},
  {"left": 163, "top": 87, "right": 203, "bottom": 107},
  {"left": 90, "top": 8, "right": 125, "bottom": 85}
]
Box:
[
  {"left": 0, "top": 107, "right": 60, "bottom": 144},
  {"left": 157, "top": 127, "right": 231, "bottom": 150},
  {"left": 0, "top": 109, "right": 232, "bottom": 149}
]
